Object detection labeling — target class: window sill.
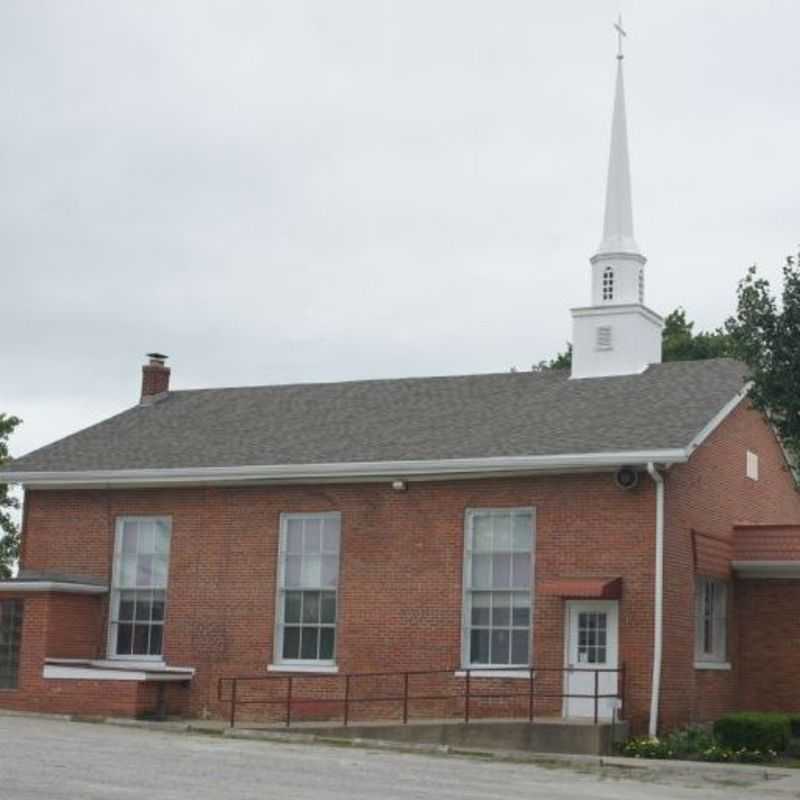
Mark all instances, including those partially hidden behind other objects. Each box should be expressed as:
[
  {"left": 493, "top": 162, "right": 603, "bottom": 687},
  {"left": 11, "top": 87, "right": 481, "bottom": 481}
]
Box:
[
  {"left": 454, "top": 669, "right": 532, "bottom": 679},
  {"left": 694, "top": 661, "right": 732, "bottom": 671},
  {"left": 268, "top": 664, "right": 339, "bottom": 674}
]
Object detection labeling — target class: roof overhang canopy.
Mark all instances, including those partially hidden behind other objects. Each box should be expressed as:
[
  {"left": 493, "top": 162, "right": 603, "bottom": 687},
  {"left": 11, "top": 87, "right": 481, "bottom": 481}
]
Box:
[
  {"left": 538, "top": 577, "right": 623, "bottom": 599},
  {"left": 732, "top": 561, "right": 800, "bottom": 579}
]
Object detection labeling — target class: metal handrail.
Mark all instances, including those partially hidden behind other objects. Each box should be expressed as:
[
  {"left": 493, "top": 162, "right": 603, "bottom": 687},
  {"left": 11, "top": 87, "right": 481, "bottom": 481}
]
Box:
[{"left": 218, "top": 664, "right": 626, "bottom": 729}]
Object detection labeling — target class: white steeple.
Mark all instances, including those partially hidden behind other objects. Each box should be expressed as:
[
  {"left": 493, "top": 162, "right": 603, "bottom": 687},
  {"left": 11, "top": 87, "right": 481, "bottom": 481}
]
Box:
[
  {"left": 570, "top": 18, "right": 663, "bottom": 380},
  {"left": 598, "top": 46, "right": 638, "bottom": 255}
]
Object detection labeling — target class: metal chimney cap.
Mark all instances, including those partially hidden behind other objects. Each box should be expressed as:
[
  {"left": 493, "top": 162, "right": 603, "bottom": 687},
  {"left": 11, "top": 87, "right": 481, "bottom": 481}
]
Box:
[{"left": 146, "top": 352, "right": 169, "bottom": 364}]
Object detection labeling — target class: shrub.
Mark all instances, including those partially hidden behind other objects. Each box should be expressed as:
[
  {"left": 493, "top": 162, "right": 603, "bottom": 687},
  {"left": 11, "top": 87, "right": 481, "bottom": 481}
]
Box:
[
  {"left": 713, "top": 712, "right": 790, "bottom": 754},
  {"left": 619, "top": 736, "right": 673, "bottom": 759},
  {"left": 663, "top": 726, "right": 713, "bottom": 757}
]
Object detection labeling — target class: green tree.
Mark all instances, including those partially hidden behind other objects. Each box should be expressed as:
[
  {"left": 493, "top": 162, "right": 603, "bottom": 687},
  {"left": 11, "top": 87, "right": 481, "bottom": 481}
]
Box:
[
  {"left": 0, "top": 414, "right": 22, "bottom": 579},
  {"left": 661, "top": 308, "right": 732, "bottom": 362},
  {"left": 726, "top": 254, "right": 800, "bottom": 465}
]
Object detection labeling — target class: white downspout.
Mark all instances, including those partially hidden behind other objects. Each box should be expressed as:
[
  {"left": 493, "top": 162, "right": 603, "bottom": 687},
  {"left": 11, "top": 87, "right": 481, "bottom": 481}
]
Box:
[{"left": 646, "top": 462, "right": 664, "bottom": 738}]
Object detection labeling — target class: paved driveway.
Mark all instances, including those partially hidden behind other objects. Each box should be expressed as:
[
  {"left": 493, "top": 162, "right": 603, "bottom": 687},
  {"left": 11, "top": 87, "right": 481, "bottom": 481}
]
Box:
[{"left": 1, "top": 715, "right": 797, "bottom": 800}]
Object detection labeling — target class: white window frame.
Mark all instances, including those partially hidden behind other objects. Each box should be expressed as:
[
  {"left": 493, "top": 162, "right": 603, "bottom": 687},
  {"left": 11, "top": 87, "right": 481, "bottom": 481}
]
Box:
[
  {"left": 461, "top": 507, "right": 536, "bottom": 670},
  {"left": 108, "top": 516, "right": 172, "bottom": 663},
  {"left": 694, "top": 577, "right": 728, "bottom": 666},
  {"left": 273, "top": 511, "right": 341, "bottom": 669},
  {"left": 746, "top": 450, "right": 759, "bottom": 481}
]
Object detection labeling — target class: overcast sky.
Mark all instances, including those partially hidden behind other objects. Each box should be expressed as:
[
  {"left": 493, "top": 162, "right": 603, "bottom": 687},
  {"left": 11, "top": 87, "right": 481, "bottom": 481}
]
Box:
[{"left": 3, "top": 1, "right": 799, "bottom": 459}]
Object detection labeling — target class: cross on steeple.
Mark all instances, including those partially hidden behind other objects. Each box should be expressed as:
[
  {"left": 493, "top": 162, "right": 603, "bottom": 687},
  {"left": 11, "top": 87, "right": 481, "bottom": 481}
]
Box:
[{"left": 614, "top": 14, "right": 627, "bottom": 60}]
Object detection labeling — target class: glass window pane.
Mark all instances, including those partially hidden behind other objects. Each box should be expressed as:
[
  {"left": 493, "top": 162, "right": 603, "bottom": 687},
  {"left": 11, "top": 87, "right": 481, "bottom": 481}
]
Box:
[
  {"left": 302, "top": 592, "right": 320, "bottom": 624},
  {"left": 135, "top": 592, "right": 152, "bottom": 622},
  {"left": 470, "top": 629, "right": 489, "bottom": 664},
  {"left": 319, "top": 628, "right": 335, "bottom": 660},
  {"left": 490, "top": 629, "right": 510, "bottom": 665},
  {"left": 511, "top": 553, "right": 530, "bottom": 588},
  {"left": 286, "top": 519, "right": 303, "bottom": 554},
  {"left": 137, "top": 555, "right": 153, "bottom": 587},
  {"left": 322, "top": 518, "right": 340, "bottom": 553},
  {"left": 492, "top": 554, "right": 511, "bottom": 588},
  {"left": 512, "top": 593, "right": 530, "bottom": 626},
  {"left": 285, "top": 555, "right": 302, "bottom": 587},
  {"left": 284, "top": 592, "right": 301, "bottom": 623},
  {"left": 118, "top": 591, "right": 136, "bottom": 621},
  {"left": 301, "top": 628, "right": 318, "bottom": 660},
  {"left": 132, "top": 625, "right": 150, "bottom": 655},
  {"left": 151, "top": 592, "right": 166, "bottom": 622},
  {"left": 320, "top": 592, "right": 336, "bottom": 624},
  {"left": 301, "top": 555, "right": 321, "bottom": 587},
  {"left": 116, "top": 623, "right": 133, "bottom": 655},
  {"left": 152, "top": 555, "right": 168, "bottom": 588},
  {"left": 282, "top": 627, "right": 300, "bottom": 659},
  {"left": 122, "top": 522, "right": 138, "bottom": 553},
  {"left": 120, "top": 554, "right": 137, "bottom": 588},
  {"left": 471, "top": 592, "right": 490, "bottom": 626},
  {"left": 493, "top": 514, "right": 512, "bottom": 550},
  {"left": 492, "top": 592, "right": 511, "bottom": 626},
  {"left": 512, "top": 514, "right": 532, "bottom": 551},
  {"left": 304, "top": 520, "right": 322, "bottom": 554},
  {"left": 472, "top": 555, "right": 491, "bottom": 589},
  {"left": 321, "top": 555, "right": 339, "bottom": 588},
  {"left": 511, "top": 630, "right": 529, "bottom": 664},
  {"left": 155, "top": 521, "right": 171, "bottom": 553},
  {"left": 473, "top": 516, "right": 493, "bottom": 551},
  {"left": 138, "top": 524, "right": 155, "bottom": 555},
  {"left": 149, "top": 625, "right": 163, "bottom": 656}
]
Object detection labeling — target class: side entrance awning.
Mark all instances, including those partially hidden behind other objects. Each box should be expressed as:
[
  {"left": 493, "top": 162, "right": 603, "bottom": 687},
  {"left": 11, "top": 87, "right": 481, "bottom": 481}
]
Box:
[{"left": 538, "top": 577, "right": 622, "bottom": 599}]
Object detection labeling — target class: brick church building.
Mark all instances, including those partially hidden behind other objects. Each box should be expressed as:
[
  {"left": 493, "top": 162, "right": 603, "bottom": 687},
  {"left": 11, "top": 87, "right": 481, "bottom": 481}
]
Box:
[{"left": 2, "top": 42, "right": 799, "bottom": 737}]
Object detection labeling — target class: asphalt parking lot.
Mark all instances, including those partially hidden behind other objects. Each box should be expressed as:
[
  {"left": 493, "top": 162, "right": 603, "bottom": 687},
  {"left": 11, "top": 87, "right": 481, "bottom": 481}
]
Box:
[{"left": 1, "top": 714, "right": 798, "bottom": 800}]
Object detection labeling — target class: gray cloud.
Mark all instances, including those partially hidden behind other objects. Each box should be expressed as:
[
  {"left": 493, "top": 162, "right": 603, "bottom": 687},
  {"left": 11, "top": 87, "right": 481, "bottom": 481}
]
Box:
[{"left": 3, "top": 0, "right": 799, "bottom": 457}]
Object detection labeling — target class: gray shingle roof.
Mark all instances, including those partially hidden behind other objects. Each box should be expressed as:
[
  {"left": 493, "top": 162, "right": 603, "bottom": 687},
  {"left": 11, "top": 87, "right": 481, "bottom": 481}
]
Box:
[{"left": 3, "top": 359, "right": 747, "bottom": 474}]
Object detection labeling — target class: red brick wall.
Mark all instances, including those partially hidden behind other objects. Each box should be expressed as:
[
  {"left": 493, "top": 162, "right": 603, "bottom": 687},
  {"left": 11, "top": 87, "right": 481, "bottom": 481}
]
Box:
[
  {"left": 8, "top": 401, "right": 798, "bottom": 731},
  {"left": 661, "top": 402, "right": 800, "bottom": 730},
  {"left": 0, "top": 591, "right": 188, "bottom": 717},
  {"left": 736, "top": 580, "right": 800, "bottom": 712},
  {"left": 14, "top": 474, "right": 659, "bottom": 729}
]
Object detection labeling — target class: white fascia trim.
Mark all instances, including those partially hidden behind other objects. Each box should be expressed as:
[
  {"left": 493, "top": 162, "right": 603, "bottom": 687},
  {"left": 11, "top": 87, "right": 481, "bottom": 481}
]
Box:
[
  {"left": 267, "top": 664, "right": 339, "bottom": 674},
  {"left": 0, "top": 582, "right": 108, "bottom": 594},
  {"left": 694, "top": 661, "right": 732, "bottom": 671},
  {"left": 570, "top": 303, "right": 664, "bottom": 325},
  {"left": 732, "top": 560, "right": 800, "bottom": 579},
  {"left": 686, "top": 385, "right": 751, "bottom": 455},
  {"left": 4, "top": 449, "right": 689, "bottom": 489}
]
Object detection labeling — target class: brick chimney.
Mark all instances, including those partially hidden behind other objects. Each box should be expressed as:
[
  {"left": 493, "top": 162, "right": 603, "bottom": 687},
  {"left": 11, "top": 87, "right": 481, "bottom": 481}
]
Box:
[{"left": 141, "top": 353, "right": 170, "bottom": 403}]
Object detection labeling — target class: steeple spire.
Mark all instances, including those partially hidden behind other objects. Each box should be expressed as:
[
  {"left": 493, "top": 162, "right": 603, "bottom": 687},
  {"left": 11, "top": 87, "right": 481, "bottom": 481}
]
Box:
[
  {"left": 597, "top": 15, "right": 639, "bottom": 256},
  {"left": 569, "top": 18, "right": 663, "bottom": 380}
]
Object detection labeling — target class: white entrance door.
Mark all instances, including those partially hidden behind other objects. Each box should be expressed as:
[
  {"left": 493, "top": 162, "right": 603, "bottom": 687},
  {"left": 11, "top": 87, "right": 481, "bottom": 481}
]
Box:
[{"left": 564, "top": 600, "right": 619, "bottom": 720}]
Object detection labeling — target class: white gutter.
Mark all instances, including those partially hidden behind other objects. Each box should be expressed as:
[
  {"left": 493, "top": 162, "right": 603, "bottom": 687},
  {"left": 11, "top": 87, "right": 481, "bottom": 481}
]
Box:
[
  {"left": 2, "top": 448, "right": 689, "bottom": 489},
  {"left": 646, "top": 462, "right": 665, "bottom": 738}
]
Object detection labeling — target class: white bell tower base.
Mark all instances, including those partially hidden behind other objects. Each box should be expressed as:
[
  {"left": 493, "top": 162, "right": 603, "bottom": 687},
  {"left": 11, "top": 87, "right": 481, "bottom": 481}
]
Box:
[{"left": 571, "top": 304, "right": 663, "bottom": 379}]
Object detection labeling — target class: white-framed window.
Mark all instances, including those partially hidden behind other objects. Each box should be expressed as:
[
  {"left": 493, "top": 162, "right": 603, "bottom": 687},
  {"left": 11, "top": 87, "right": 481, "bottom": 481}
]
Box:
[
  {"left": 274, "top": 512, "right": 341, "bottom": 666},
  {"left": 462, "top": 508, "right": 535, "bottom": 668},
  {"left": 695, "top": 577, "right": 728, "bottom": 663},
  {"left": 108, "top": 517, "right": 171, "bottom": 660},
  {"left": 602, "top": 266, "right": 615, "bottom": 301},
  {"left": 746, "top": 450, "right": 759, "bottom": 481}
]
